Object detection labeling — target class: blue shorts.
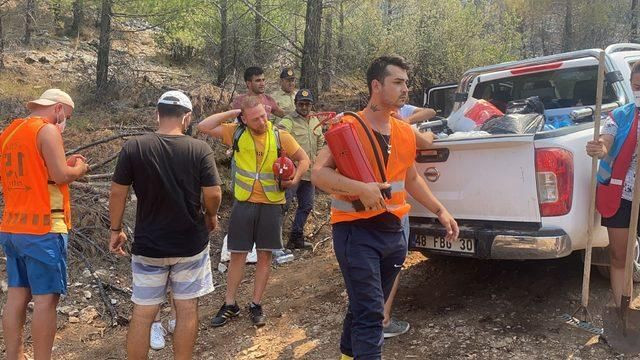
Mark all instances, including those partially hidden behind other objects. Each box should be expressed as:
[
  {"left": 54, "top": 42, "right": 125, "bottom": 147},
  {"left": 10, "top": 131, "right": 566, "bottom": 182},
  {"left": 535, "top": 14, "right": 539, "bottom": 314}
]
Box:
[{"left": 0, "top": 232, "right": 68, "bottom": 295}]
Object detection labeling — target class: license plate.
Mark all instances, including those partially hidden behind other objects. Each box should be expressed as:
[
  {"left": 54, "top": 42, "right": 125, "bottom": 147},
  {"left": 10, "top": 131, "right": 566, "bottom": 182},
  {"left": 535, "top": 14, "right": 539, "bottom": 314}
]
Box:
[{"left": 413, "top": 234, "right": 475, "bottom": 254}]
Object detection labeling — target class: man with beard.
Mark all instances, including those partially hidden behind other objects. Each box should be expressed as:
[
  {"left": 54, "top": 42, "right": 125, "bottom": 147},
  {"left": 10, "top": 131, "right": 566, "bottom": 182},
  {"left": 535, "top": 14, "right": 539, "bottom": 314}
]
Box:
[
  {"left": 232, "top": 67, "right": 286, "bottom": 119},
  {"left": 312, "top": 56, "right": 459, "bottom": 360},
  {"left": 277, "top": 89, "right": 324, "bottom": 249}
]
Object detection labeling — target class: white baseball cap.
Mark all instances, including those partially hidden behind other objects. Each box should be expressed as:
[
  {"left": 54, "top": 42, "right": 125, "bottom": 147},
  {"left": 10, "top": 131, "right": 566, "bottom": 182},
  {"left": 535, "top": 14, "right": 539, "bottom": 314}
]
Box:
[
  {"left": 157, "top": 90, "right": 193, "bottom": 111},
  {"left": 27, "top": 88, "right": 75, "bottom": 110}
]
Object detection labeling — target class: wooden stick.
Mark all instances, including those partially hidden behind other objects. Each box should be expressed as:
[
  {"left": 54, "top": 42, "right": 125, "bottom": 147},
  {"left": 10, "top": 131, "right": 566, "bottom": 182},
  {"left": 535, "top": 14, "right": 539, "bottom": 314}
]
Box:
[
  {"left": 66, "top": 132, "right": 146, "bottom": 155},
  {"left": 89, "top": 153, "right": 119, "bottom": 172},
  {"left": 68, "top": 246, "right": 128, "bottom": 326},
  {"left": 582, "top": 50, "right": 606, "bottom": 309}
]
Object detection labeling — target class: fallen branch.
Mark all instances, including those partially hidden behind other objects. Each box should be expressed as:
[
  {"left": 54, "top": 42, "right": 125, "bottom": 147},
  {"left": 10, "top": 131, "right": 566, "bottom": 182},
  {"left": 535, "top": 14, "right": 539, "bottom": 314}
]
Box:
[
  {"left": 89, "top": 153, "right": 119, "bottom": 172},
  {"left": 84, "top": 172, "right": 115, "bottom": 180},
  {"left": 313, "top": 236, "right": 332, "bottom": 253},
  {"left": 68, "top": 246, "right": 129, "bottom": 327},
  {"left": 71, "top": 182, "right": 110, "bottom": 197},
  {"left": 102, "top": 283, "right": 132, "bottom": 296},
  {"left": 66, "top": 132, "right": 146, "bottom": 155},
  {"left": 106, "top": 125, "right": 155, "bottom": 131},
  {"left": 308, "top": 219, "right": 330, "bottom": 240}
]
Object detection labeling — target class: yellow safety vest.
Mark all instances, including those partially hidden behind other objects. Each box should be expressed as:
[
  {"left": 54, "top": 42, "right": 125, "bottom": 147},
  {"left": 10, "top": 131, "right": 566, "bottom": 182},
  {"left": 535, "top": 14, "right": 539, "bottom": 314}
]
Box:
[{"left": 233, "top": 122, "right": 285, "bottom": 203}]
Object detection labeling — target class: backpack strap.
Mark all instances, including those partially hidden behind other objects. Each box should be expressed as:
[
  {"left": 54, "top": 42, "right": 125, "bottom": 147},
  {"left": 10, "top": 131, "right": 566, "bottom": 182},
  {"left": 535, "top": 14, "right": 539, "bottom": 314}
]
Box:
[
  {"left": 231, "top": 123, "right": 246, "bottom": 152},
  {"left": 273, "top": 127, "right": 282, "bottom": 156}
]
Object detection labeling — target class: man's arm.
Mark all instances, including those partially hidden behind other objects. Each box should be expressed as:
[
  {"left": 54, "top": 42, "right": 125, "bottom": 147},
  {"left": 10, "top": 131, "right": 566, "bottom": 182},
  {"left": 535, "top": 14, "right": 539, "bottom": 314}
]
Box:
[
  {"left": 405, "top": 107, "right": 436, "bottom": 124},
  {"left": 413, "top": 127, "right": 434, "bottom": 148},
  {"left": 38, "top": 125, "right": 89, "bottom": 184},
  {"left": 202, "top": 185, "right": 222, "bottom": 232},
  {"left": 271, "top": 103, "right": 286, "bottom": 118},
  {"left": 197, "top": 109, "right": 241, "bottom": 139},
  {"left": 311, "top": 147, "right": 389, "bottom": 211},
  {"left": 404, "top": 164, "right": 459, "bottom": 241},
  {"left": 108, "top": 182, "right": 129, "bottom": 256}
]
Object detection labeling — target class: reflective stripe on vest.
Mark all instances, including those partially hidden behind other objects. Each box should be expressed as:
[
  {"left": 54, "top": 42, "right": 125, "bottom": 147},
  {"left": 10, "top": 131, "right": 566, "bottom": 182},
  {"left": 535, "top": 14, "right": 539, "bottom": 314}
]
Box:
[
  {"left": 331, "top": 181, "right": 405, "bottom": 212},
  {"left": 233, "top": 121, "right": 285, "bottom": 203}
]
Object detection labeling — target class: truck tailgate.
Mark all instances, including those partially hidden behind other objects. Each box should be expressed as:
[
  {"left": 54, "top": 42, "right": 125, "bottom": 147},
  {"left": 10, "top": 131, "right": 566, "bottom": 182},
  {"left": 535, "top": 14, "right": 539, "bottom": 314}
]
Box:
[{"left": 410, "top": 135, "right": 541, "bottom": 223}]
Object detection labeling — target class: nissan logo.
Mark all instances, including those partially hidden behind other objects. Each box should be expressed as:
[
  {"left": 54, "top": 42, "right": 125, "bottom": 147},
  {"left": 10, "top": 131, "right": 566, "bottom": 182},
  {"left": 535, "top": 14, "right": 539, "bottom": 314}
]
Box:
[{"left": 424, "top": 167, "right": 440, "bottom": 182}]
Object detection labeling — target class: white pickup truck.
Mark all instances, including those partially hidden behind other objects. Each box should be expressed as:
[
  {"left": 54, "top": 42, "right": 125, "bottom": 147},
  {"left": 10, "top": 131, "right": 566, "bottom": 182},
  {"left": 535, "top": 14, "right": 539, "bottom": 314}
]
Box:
[{"left": 409, "top": 43, "right": 640, "bottom": 278}]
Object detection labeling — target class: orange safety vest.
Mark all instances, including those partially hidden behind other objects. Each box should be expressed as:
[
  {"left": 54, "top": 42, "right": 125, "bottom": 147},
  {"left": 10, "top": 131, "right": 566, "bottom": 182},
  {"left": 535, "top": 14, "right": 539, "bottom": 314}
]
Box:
[
  {"left": 0, "top": 117, "right": 72, "bottom": 235},
  {"left": 330, "top": 112, "right": 416, "bottom": 224}
]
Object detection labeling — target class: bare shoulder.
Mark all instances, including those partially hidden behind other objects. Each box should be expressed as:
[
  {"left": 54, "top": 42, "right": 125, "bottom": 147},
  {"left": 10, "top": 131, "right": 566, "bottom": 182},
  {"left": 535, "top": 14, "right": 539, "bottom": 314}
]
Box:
[{"left": 37, "top": 123, "right": 62, "bottom": 143}]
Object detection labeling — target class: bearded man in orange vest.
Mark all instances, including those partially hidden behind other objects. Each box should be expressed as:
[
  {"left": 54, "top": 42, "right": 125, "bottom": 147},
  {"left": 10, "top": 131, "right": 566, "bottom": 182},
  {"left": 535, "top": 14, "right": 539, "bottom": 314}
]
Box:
[
  {"left": 0, "top": 89, "right": 89, "bottom": 360},
  {"left": 312, "top": 56, "right": 459, "bottom": 360}
]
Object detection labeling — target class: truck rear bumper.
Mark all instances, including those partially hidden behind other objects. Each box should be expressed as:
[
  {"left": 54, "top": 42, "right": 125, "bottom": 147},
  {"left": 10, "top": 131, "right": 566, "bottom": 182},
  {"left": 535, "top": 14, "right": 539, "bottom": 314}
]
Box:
[{"left": 409, "top": 220, "right": 572, "bottom": 260}]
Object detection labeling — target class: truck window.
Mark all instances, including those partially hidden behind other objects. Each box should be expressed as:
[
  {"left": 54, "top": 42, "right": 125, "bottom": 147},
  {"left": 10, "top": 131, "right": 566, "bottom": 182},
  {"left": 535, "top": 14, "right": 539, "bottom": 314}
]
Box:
[{"left": 472, "top": 66, "right": 617, "bottom": 113}]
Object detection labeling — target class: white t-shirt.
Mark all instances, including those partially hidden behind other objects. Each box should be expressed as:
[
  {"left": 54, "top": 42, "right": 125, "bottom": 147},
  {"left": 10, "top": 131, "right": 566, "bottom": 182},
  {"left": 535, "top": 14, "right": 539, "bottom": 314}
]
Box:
[{"left": 397, "top": 104, "right": 418, "bottom": 120}]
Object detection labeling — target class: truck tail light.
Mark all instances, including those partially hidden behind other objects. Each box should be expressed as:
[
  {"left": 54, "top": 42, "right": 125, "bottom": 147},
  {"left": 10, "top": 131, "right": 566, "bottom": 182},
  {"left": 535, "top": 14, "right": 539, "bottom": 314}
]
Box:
[{"left": 535, "top": 148, "right": 573, "bottom": 216}]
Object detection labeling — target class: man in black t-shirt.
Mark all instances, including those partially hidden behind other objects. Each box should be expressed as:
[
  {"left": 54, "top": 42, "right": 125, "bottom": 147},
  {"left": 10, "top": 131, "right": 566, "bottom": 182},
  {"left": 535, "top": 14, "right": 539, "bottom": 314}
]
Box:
[{"left": 109, "top": 91, "right": 222, "bottom": 359}]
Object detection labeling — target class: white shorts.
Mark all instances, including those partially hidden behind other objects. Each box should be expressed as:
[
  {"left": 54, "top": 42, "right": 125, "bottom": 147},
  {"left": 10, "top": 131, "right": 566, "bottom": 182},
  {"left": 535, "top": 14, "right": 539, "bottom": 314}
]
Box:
[{"left": 130, "top": 245, "right": 214, "bottom": 305}]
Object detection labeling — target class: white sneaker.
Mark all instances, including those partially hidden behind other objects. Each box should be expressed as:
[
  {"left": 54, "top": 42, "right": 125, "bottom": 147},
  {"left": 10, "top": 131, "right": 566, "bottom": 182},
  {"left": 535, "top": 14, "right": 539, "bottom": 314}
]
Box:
[
  {"left": 150, "top": 322, "right": 167, "bottom": 350},
  {"left": 168, "top": 319, "right": 176, "bottom": 334}
]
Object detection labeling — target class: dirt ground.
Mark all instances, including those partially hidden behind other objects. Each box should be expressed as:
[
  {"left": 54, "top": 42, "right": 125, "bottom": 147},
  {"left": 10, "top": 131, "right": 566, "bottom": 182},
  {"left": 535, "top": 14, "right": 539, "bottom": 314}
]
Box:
[{"left": 0, "top": 218, "right": 636, "bottom": 360}]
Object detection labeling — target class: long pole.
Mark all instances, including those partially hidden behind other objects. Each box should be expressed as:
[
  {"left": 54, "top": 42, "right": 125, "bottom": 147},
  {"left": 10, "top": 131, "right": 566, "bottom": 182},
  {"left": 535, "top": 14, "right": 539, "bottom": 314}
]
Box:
[{"left": 582, "top": 50, "right": 606, "bottom": 308}]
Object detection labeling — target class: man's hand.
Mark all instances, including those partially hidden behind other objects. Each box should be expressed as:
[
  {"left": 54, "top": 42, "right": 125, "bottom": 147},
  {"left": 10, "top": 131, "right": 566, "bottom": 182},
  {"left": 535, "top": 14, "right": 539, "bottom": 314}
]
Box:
[
  {"left": 109, "top": 230, "right": 127, "bottom": 256},
  {"left": 586, "top": 139, "right": 607, "bottom": 159},
  {"left": 66, "top": 154, "right": 86, "bottom": 167},
  {"left": 74, "top": 157, "right": 90, "bottom": 176},
  {"left": 437, "top": 209, "right": 459, "bottom": 242},
  {"left": 280, "top": 176, "right": 299, "bottom": 189},
  {"left": 358, "top": 182, "right": 390, "bottom": 211},
  {"left": 205, "top": 214, "right": 218, "bottom": 233}
]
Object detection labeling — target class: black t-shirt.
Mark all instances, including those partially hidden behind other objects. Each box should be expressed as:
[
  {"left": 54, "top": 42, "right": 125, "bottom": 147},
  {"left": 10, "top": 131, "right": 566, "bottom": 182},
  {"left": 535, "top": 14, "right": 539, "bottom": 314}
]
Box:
[
  {"left": 340, "top": 130, "right": 402, "bottom": 232},
  {"left": 113, "top": 133, "right": 222, "bottom": 258}
]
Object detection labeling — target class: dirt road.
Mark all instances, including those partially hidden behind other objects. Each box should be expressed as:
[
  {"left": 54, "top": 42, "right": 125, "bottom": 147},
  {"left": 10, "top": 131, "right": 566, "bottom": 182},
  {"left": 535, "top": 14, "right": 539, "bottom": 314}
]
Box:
[{"left": 2, "top": 236, "right": 630, "bottom": 360}]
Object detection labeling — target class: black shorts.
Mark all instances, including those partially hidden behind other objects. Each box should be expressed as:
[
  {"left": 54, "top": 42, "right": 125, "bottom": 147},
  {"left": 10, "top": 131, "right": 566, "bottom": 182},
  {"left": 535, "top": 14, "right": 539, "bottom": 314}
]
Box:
[
  {"left": 601, "top": 199, "right": 640, "bottom": 229},
  {"left": 227, "top": 201, "right": 283, "bottom": 252}
]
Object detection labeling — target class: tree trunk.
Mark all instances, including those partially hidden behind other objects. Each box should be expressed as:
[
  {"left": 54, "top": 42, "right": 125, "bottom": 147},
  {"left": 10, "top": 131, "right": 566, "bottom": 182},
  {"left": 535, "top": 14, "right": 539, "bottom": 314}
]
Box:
[
  {"left": 217, "top": 0, "right": 229, "bottom": 86},
  {"left": 301, "top": 0, "right": 323, "bottom": 96},
  {"left": 382, "top": 0, "right": 392, "bottom": 30},
  {"left": 0, "top": 9, "right": 4, "bottom": 70},
  {"left": 337, "top": 0, "right": 344, "bottom": 67},
  {"left": 562, "top": 0, "right": 572, "bottom": 52},
  {"left": 52, "top": 0, "right": 62, "bottom": 35},
  {"left": 23, "top": 0, "right": 36, "bottom": 45},
  {"left": 632, "top": 0, "right": 639, "bottom": 43},
  {"left": 321, "top": 10, "right": 333, "bottom": 92},
  {"left": 71, "top": 0, "right": 84, "bottom": 37},
  {"left": 96, "top": 0, "right": 112, "bottom": 97},
  {"left": 254, "top": 0, "right": 262, "bottom": 64}
]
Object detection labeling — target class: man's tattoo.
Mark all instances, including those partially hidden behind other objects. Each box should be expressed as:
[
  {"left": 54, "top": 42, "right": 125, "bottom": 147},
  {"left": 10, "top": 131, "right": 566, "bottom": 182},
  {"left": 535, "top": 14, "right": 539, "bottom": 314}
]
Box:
[{"left": 369, "top": 104, "right": 380, "bottom": 112}]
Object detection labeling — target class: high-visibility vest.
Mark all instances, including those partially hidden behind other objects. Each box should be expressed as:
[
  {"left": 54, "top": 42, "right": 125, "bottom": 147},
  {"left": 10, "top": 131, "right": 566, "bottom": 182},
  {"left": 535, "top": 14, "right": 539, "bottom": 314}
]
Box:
[
  {"left": 233, "top": 121, "right": 285, "bottom": 203},
  {"left": 330, "top": 112, "right": 416, "bottom": 224},
  {"left": 0, "top": 117, "right": 72, "bottom": 234}
]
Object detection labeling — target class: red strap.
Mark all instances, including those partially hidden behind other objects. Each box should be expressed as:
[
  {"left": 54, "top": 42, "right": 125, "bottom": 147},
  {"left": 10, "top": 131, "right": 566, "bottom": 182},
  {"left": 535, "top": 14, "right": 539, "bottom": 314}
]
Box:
[{"left": 597, "top": 111, "right": 639, "bottom": 217}]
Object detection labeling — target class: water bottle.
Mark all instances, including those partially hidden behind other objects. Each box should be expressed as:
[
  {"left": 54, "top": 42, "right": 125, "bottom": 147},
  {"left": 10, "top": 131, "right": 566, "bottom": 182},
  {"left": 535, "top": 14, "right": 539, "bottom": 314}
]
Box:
[{"left": 274, "top": 253, "right": 294, "bottom": 265}]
